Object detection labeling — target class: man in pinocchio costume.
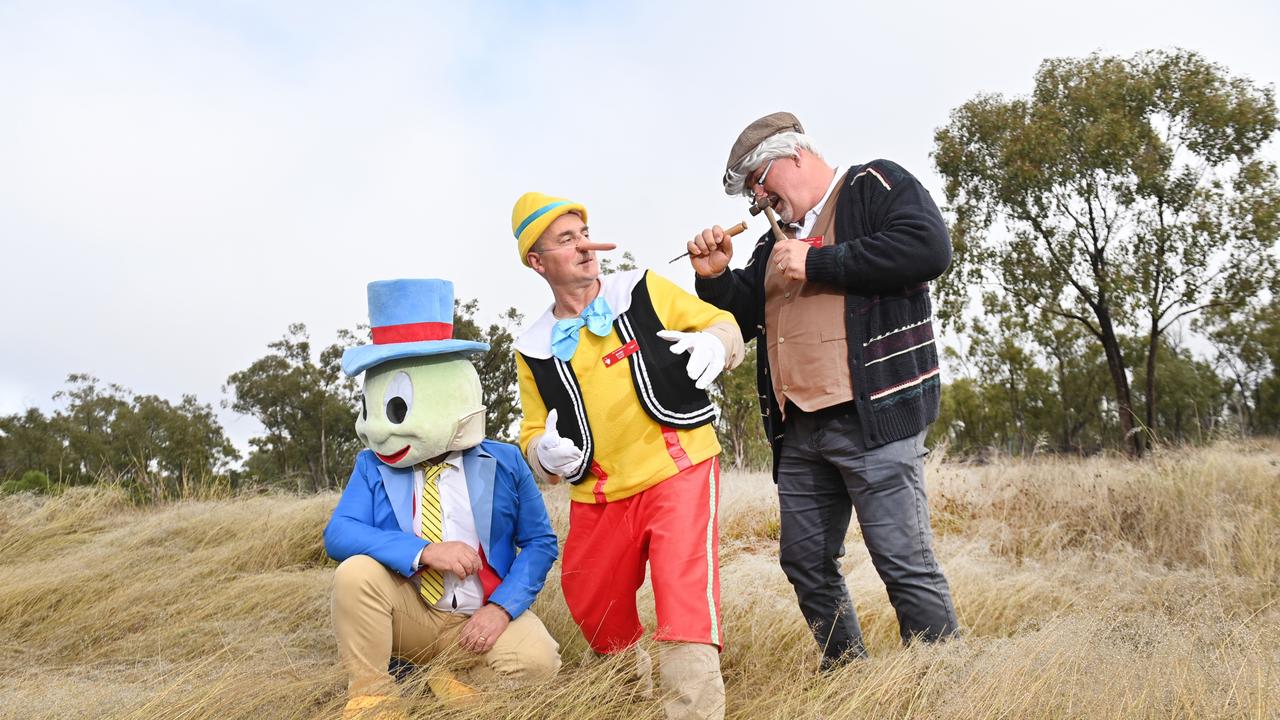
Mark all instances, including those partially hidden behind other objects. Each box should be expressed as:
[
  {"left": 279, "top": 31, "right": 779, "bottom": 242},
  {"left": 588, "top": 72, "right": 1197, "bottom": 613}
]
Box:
[
  {"left": 324, "top": 278, "right": 560, "bottom": 719},
  {"left": 511, "top": 192, "right": 745, "bottom": 720}
]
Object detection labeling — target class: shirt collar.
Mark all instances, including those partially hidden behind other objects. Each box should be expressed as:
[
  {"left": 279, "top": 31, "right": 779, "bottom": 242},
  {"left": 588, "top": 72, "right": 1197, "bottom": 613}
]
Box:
[
  {"left": 513, "top": 268, "right": 647, "bottom": 359},
  {"left": 798, "top": 166, "right": 841, "bottom": 234}
]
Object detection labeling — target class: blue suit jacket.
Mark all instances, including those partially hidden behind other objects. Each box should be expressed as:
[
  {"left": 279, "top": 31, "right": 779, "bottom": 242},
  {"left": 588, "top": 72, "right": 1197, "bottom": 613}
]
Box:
[{"left": 323, "top": 440, "right": 558, "bottom": 618}]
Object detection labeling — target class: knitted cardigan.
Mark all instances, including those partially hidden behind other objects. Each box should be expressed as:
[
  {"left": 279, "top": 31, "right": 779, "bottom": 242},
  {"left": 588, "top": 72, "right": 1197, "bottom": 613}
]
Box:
[{"left": 694, "top": 159, "right": 951, "bottom": 476}]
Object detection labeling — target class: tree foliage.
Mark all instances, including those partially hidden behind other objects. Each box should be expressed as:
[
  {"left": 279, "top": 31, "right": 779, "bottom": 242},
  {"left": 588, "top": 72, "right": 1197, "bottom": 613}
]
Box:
[
  {"left": 712, "top": 340, "right": 771, "bottom": 471},
  {"left": 223, "top": 324, "right": 361, "bottom": 492},
  {"left": 222, "top": 298, "right": 525, "bottom": 491},
  {"left": 0, "top": 374, "right": 238, "bottom": 497},
  {"left": 934, "top": 49, "right": 1279, "bottom": 455},
  {"left": 1200, "top": 290, "right": 1280, "bottom": 434},
  {"left": 453, "top": 300, "right": 523, "bottom": 443},
  {"left": 599, "top": 251, "right": 639, "bottom": 275}
]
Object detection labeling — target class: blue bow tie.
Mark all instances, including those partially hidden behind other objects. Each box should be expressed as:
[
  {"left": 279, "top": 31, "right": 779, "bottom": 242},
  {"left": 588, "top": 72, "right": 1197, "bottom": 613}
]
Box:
[{"left": 551, "top": 297, "right": 613, "bottom": 361}]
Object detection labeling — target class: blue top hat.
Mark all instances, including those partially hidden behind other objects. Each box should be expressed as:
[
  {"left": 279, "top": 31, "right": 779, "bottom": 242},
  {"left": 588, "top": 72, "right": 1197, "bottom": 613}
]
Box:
[{"left": 341, "top": 279, "right": 490, "bottom": 377}]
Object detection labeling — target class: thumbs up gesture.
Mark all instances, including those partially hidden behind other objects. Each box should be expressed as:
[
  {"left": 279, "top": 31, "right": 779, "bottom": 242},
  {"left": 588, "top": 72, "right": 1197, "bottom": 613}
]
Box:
[{"left": 535, "top": 409, "right": 584, "bottom": 481}]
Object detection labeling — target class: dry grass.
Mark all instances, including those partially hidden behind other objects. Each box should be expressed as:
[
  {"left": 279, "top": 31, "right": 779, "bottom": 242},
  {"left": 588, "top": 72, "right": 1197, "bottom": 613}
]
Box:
[{"left": 1, "top": 440, "right": 1277, "bottom": 719}]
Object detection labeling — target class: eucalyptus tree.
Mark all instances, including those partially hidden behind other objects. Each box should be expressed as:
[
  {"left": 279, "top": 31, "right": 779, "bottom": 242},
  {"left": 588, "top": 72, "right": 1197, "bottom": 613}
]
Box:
[{"left": 934, "top": 49, "right": 1278, "bottom": 455}]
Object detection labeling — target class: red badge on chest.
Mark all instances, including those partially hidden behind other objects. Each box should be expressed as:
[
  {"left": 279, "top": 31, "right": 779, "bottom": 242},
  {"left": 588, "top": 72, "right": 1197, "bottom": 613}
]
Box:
[
  {"left": 802, "top": 235, "right": 825, "bottom": 249},
  {"left": 602, "top": 339, "right": 640, "bottom": 367}
]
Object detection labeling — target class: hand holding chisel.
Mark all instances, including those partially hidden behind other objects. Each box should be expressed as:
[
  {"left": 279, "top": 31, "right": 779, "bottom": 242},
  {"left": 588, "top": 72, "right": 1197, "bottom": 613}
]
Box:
[{"left": 669, "top": 221, "right": 747, "bottom": 265}]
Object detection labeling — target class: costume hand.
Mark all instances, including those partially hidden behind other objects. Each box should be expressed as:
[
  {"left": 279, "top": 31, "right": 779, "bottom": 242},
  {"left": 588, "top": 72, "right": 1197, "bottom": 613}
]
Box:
[
  {"left": 686, "top": 226, "right": 734, "bottom": 278},
  {"left": 655, "top": 330, "right": 727, "bottom": 390},
  {"left": 459, "top": 603, "right": 511, "bottom": 654},
  {"left": 420, "top": 541, "right": 481, "bottom": 579},
  {"left": 535, "top": 409, "right": 583, "bottom": 479},
  {"left": 771, "top": 238, "right": 810, "bottom": 281}
]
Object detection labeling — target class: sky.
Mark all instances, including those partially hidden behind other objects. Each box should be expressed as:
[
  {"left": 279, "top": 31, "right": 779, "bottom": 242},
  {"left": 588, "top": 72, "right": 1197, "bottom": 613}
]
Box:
[{"left": 2, "top": 0, "right": 1278, "bottom": 454}]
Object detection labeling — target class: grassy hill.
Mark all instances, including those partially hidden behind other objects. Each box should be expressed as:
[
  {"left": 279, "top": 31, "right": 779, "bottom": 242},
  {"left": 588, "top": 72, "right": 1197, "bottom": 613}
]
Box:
[{"left": 2, "top": 441, "right": 1277, "bottom": 719}]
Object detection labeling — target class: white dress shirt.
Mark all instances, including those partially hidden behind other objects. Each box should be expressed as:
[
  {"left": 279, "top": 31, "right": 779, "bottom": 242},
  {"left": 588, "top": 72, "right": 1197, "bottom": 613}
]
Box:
[
  {"left": 796, "top": 165, "right": 842, "bottom": 240},
  {"left": 412, "top": 451, "right": 485, "bottom": 614}
]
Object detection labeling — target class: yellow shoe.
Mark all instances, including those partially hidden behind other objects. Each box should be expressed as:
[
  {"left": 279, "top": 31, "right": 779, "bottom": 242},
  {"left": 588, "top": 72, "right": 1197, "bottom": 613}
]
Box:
[
  {"left": 342, "top": 694, "right": 407, "bottom": 720},
  {"left": 426, "top": 669, "right": 480, "bottom": 707}
]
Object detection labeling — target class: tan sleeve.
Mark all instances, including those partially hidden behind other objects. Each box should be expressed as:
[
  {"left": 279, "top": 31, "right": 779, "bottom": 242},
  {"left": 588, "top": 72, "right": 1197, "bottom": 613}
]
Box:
[
  {"left": 704, "top": 320, "right": 745, "bottom": 371},
  {"left": 523, "top": 434, "right": 561, "bottom": 484}
]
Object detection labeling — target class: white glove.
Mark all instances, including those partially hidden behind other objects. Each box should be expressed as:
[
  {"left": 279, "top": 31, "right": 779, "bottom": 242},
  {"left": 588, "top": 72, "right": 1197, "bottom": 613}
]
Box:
[
  {"left": 535, "top": 409, "right": 584, "bottom": 477},
  {"left": 656, "top": 330, "right": 727, "bottom": 390}
]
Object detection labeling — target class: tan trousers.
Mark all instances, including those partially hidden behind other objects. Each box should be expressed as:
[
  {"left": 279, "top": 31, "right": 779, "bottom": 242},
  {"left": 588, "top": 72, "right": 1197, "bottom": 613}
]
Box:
[{"left": 332, "top": 555, "right": 561, "bottom": 697}]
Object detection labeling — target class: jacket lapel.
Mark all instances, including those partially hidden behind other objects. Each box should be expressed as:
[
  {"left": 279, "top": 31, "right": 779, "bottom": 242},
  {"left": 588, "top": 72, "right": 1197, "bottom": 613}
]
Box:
[
  {"left": 462, "top": 445, "right": 496, "bottom": 559},
  {"left": 375, "top": 462, "right": 415, "bottom": 534}
]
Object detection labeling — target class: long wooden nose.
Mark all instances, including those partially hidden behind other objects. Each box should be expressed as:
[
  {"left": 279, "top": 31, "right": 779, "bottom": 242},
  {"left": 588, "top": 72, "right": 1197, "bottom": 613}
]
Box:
[{"left": 575, "top": 242, "right": 617, "bottom": 252}]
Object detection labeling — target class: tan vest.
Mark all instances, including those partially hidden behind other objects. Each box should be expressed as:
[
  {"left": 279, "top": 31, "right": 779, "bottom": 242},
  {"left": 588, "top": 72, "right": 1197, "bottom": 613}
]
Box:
[{"left": 764, "top": 174, "right": 854, "bottom": 417}]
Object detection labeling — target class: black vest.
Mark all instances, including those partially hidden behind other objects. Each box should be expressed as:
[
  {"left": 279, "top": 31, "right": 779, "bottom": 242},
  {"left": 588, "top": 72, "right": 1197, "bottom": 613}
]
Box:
[{"left": 521, "top": 272, "right": 717, "bottom": 484}]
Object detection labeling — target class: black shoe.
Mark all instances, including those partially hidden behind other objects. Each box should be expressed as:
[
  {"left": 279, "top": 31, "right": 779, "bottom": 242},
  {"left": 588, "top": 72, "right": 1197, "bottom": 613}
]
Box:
[{"left": 388, "top": 657, "right": 416, "bottom": 683}]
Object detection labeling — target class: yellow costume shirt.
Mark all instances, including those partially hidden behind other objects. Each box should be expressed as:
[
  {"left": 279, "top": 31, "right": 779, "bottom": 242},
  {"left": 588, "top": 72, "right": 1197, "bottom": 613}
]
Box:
[{"left": 517, "top": 271, "right": 737, "bottom": 504}]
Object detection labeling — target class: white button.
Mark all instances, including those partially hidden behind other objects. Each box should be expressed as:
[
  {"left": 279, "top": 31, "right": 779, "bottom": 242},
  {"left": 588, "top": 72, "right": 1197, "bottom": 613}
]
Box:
[
  {"left": 782, "top": 384, "right": 790, "bottom": 391},
  {"left": 784, "top": 292, "right": 791, "bottom": 298},
  {"left": 779, "top": 337, "right": 785, "bottom": 343}
]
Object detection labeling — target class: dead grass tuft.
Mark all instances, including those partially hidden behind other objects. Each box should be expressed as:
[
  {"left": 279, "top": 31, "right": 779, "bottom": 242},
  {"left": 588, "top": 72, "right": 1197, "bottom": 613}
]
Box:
[{"left": 2, "top": 440, "right": 1277, "bottom": 719}]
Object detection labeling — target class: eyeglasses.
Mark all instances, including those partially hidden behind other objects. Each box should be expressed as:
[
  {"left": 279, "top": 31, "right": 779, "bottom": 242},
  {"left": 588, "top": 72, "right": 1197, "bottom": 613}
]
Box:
[
  {"left": 750, "top": 159, "right": 775, "bottom": 192},
  {"left": 533, "top": 229, "right": 591, "bottom": 253}
]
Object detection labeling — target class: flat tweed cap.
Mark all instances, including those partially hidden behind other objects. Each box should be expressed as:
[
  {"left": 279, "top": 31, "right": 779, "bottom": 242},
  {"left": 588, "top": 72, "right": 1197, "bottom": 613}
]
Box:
[{"left": 724, "top": 111, "right": 805, "bottom": 177}]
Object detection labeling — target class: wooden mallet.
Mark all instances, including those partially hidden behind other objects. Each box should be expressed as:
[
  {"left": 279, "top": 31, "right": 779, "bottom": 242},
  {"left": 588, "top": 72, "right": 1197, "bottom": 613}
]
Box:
[{"left": 749, "top": 195, "right": 789, "bottom": 244}]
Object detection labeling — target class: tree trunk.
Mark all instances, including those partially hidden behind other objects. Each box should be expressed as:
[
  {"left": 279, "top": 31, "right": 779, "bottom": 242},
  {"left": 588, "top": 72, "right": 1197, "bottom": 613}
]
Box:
[
  {"left": 1096, "top": 306, "right": 1143, "bottom": 457},
  {"left": 1145, "top": 322, "right": 1159, "bottom": 443},
  {"left": 1231, "top": 374, "right": 1253, "bottom": 433},
  {"left": 1053, "top": 352, "right": 1070, "bottom": 451},
  {"left": 319, "top": 421, "right": 328, "bottom": 491}
]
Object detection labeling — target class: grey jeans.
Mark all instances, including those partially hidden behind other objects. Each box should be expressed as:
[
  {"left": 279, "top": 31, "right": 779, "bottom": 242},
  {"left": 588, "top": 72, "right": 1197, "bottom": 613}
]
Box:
[{"left": 777, "top": 404, "right": 959, "bottom": 664}]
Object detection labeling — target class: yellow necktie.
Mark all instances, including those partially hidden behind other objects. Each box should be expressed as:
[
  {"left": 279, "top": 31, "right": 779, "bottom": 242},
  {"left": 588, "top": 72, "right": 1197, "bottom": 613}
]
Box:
[{"left": 419, "top": 462, "right": 447, "bottom": 605}]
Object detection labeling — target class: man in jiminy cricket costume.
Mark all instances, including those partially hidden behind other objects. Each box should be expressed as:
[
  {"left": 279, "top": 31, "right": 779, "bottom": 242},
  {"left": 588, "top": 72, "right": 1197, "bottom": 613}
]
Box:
[
  {"left": 684, "top": 112, "right": 960, "bottom": 668},
  {"left": 324, "top": 278, "right": 560, "bottom": 719},
  {"left": 511, "top": 192, "right": 744, "bottom": 720}
]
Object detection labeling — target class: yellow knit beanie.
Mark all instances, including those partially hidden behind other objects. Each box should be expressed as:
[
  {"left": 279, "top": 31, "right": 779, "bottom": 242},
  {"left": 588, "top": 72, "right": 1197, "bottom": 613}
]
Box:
[{"left": 511, "top": 192, "right": 588, "bottom": 266}]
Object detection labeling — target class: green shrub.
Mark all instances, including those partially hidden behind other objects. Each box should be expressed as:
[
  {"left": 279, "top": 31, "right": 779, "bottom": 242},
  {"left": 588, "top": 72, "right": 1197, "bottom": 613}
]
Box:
[{"left": 2, "top": 469, "right": 51, "bottom": 495}]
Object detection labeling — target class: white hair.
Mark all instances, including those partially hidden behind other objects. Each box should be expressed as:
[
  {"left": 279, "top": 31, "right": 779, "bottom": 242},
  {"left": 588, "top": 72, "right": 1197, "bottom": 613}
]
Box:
[{"left": 722, "top": 131, "right": 822, "bottom": 197}]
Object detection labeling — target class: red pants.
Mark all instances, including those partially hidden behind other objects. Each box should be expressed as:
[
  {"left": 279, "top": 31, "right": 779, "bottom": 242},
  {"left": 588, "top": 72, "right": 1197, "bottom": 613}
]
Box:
[{"left": 561, "top": 456, "right": 722, "bottom": 653}]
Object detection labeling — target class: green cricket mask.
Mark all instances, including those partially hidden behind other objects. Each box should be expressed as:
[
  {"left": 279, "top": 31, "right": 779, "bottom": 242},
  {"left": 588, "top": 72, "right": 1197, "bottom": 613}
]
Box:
[{"left": 355, "top": 355, "right": 487, "bottom": 468}]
